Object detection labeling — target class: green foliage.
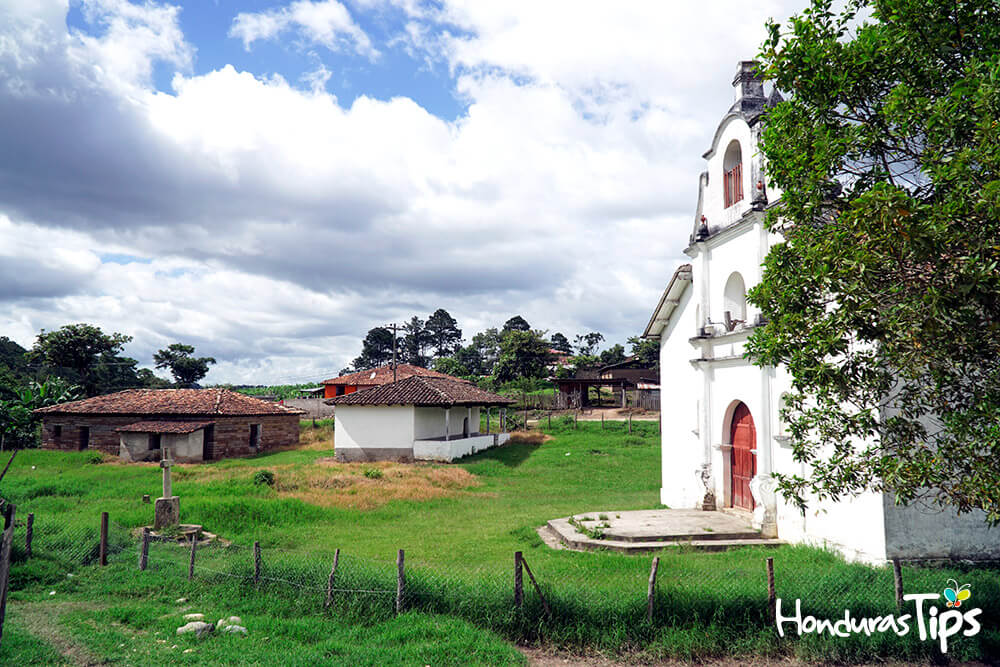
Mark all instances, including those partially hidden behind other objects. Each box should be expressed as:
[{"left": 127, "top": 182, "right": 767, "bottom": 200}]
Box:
[
  {"left": 599, "top": 343, "right": 626, "bottom": 366},
  {"left": 748, "top": 0, "right": 1000, "bottom": 521},
  {"left": 0, "top": 377, "right": 81, "bottom": 449},
  {"left": 628, "top": 335, "right": 659, "bottom": 369},
  {"left": 402, "top": 315, "right": 431, "bottom": 367},
  {"left": 492, "top": 330, "right": 552, "bottom": 383},
  {"left": 574, "top": 332, "right": 604, "bottom": 356},
  {"left": 425, "top": 308, "right": 463, "bottom": 358},
  {"left": 431, "top": 356, "right": 469, "bottom": 378},
  {"left": 252, "top": 470, "right": 275, "bottom": 487},
  {"left": 500, "top": 315, "right": 531, "bottom": 333},
  {"left": 351, "top": 327, "right": 394, "bottom": 371},
  {"left": 363, "top": 467, "right": 384, "bottom": 480},
  {"left": 549, "top": 332, "right": 573, "bottom": 354},
  {"left": 28, "top": 324, "right": 137, "bottom": 397},
  {"left": 82, "top": 451, "right": 103, "bottom": 465},
  {"left": 152, "top": 343, "right": 215, "bottom": 387}
]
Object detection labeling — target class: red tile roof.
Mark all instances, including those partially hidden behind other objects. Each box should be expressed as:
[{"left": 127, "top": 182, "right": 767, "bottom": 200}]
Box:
[
  {"left": 116, "top": 420, "right": 215, "bottom": 434},
  {"left": 329, "top": 376, "right": 514, "bottom": 407},
  {"left": 322, "top": 364, "right": 456, "bottom": 386},
  {"left": 34, "top": 389, "right": 305, "bottom": 416}
]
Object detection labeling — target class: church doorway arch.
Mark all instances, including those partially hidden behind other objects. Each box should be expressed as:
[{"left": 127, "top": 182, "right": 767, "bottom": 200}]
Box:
[{"left": 727, "top": 401, "right": 756, "bottom": 510}]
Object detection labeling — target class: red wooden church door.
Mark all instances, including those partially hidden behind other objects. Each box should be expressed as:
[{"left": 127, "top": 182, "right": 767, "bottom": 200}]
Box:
[{"left": 729, "top": 402, "right": 756, "bottom": 510}]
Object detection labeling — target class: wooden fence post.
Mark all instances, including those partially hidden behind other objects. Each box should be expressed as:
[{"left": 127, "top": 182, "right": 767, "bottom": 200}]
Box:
[
  {"left": 0, "top": 503, "right": 16, "bottom": 649},
  {"left": 766, "top": 557, "right": 776, "bottom": 621},
  {"left": 520, "top": 555, "right": 551, "bottom": 618},
  {"left": 139, "top": 527, "right": 149, "bottom": 571},
  {"left": 514, "top": 551, "right": 523, "bottom": 608},
  {"left": 547, "top": 412, "right": 551, "bottom": 429},
  {"left": 188, "top": 537, "right": 197, "bottom": 580},
  {"left": 99, "top": 511, "right": 109, "bottom": 566},
  {"left": 24, "top": 513, "right": 33, "bottom": 560},
  {"left": 601, "top": 413, "right": 604, "bottom": 429},
  {"left": 892, "top": 558, "right": 903, "bottom": 611},
  {"left": 524, "top": 409, "right": 528, "bottom": 430},
  {"left": 647, "top": 556, "right": 659, "bottom": 622},
  {"left": 628, "top": 412, "right": 632, "bottom": 435},
  {"left": 325, "top": 549, "right": 340, "bottom": 608},
  {"left": 253, "top": 541, "right": 262, "bottom": 584},
  {"left": 396, "top": 549, "right": 405, "bottom": 614}
]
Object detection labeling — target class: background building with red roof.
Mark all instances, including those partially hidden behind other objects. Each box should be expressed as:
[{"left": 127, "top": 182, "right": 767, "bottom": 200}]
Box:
[{"left": 321, "top": 364, "right": 456, "bottom": 399}]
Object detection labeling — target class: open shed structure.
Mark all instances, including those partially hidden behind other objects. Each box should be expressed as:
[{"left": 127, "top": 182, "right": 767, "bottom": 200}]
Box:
[
  {"left": 329, "top": 375, "right": 515, "bottom": 462},
  {"left": 553, "top": 357, "right": 659, "bottom": 408}
]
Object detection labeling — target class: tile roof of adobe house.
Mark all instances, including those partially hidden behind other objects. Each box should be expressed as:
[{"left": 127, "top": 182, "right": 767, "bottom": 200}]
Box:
[
  {"left": 115, "top": 420, "right": 216, "bottom": 434},
  {"left": 321, "top": 364, "right": 456, "bottom": 386},
  {"left": 328, "top": 375, "right": 515, "bottom": 408},
  {"left": 33, "top": 388, "right": 305, "bottom": 416}
]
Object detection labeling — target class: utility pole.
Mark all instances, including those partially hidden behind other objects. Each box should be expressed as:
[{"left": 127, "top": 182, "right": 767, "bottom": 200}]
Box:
[{"left": 385, "top": 323, "right": 401, "bottom": 383}]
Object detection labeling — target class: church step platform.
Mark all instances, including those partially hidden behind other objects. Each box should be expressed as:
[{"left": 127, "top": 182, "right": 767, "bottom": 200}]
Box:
[{"left": 546, "top": 509, "right": 784, "bottom": 553}]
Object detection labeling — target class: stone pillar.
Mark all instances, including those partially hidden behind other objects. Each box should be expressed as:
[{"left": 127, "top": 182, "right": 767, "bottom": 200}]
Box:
[{"left": 154, "top": 446, "right": 180, "bottom": 531}]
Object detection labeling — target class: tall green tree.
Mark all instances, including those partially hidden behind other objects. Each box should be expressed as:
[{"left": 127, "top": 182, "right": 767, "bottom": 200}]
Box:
[
  {"left": 470, "top": 328, "right": 502, "bottom": 374},
  {"left": 350, "top": 327, "right": 395, "bottom": 370},
  {"left": 153, "top": 343, "right": 217, "bottom": 387},
  {"left": 599, "top": 343, "right": 626, "bottom": 366},
  {"left": 493, "top": 330, "right": 552, "bottom": 383},
  {"left": 574, "top": 332, "right": 604, "bottom": 356},
  {"left": 549, "top": 332, "right": 573, "bottom": 354},
  {"left": 747, "top": 0, "right": 1000, "bottom": 520},
  {"left": 401, "top": 316, "right": 430, "bottom": 367},
  {"left": 501, "top": 315, "right": 531, "bottom": 334},
  {"left": 30, "top": 324, "right": 134, "bottom": 396},
  {"left": 425, "top": 309, "right": 463, "bottom": 358}
]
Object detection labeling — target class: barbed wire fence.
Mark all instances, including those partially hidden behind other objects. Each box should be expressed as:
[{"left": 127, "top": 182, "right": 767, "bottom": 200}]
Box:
[{"left": 3, "top": 508, "right": 999, "bottom": 655}]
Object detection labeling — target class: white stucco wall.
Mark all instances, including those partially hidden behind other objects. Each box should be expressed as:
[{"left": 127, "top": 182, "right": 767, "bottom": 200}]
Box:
[
  {"left": 702, "top": 115, "right": 755, "bottom": 229},
  {"left": 658, "top": 284, "right": 705, "bottom": 509},
  {"left": 334, "top": 405, "right": 415, "bottom": 455},
  {"left": 414, "top": 432, "right": 507, "bottom": 462}
]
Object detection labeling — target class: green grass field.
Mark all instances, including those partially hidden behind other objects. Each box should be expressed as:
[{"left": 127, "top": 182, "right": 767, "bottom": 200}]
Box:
[{"left": 1, "top": 421, "right": 998, "bottom": 664}]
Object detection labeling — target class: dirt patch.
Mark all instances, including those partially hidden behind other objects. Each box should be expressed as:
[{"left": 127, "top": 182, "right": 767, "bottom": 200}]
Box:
[
  {"left": 9, "top": 600, "right": 104, "bottom": 666},
  {"left": 509, "top": 431, "right": 553, "bottom": 445},
  {"left": 269, "top": 460, "right": 481, "bottom": 510}
]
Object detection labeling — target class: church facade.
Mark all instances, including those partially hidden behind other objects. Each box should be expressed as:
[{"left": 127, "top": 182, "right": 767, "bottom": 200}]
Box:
[{"left": 644, "top": 62, "right": 999, "bottom": 563}]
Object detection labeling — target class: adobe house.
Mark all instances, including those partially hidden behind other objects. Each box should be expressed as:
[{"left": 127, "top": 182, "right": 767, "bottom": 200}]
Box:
[
  {"left": 329, "top": 375, "right": 514, "bottom": 462},
  {"left": 35, "top": 388, "right": 304, "bottom": 462},
  {"left": 321, "top": 363, "right": 456, "bottom": 399}
]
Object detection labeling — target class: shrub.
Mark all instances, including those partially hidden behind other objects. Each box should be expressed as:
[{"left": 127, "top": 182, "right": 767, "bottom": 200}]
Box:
[
  {"left": 82, "top": 451, "right": 103, "bottom": 464},
  {"left": 363, "top": 467, "right": 383, "bottom": 480},
  {"left": 253, "top": 470, "right": 275, "bottom": 487},
  {"left": 622, "top": 435, "right": 646, "bottom": 447}
]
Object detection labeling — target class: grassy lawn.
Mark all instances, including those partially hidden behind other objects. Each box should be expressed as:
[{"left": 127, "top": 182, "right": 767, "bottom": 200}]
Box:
[{"left": 1, "top": 420, "right": 998, "bottom": 664}]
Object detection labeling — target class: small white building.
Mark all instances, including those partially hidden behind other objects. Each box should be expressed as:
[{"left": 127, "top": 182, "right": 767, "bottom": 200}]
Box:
[
  {"left": 644, "top": 62, "right": 1000, "bottom": 563},
  {"left": 330, "top": 375, "right": 514, "bottom": 462}
]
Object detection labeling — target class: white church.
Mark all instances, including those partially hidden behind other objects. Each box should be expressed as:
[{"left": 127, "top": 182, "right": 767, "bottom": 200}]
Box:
[{"left": 643, "top": 62, "right": 1000, "bottom": 563}]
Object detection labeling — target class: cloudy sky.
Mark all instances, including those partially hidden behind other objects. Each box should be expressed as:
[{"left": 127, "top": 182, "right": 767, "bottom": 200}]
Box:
[{"left": 0, "top": 0, "right": 802, "bottom": 385}]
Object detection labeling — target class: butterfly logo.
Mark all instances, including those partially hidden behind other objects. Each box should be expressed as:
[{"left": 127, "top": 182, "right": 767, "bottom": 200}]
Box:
[{"left": 943, "top": 579, "right": 971, "bottom": 608}]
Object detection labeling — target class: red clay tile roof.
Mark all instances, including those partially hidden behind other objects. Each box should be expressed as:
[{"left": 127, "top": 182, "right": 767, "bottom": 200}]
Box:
[
  {"left": 329, "top": 376, "right": 514, "bottom": 407},
  {"left": 34, "top": 389, "right": 305, "bottom": 416},
  {"left": 116, "top": 420, "right": 215, "bottom": 434},
  {"left": 322, "top": 364, "right": 456, "bottom": 386}
]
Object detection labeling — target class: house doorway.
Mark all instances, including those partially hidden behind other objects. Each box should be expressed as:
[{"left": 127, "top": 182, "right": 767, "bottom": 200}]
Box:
[
  {"left": 462, "top": 416, "right": 469, "bottom": 437},
  {"left": 729, "top": 402, "right": 756, "bottom": 511},
  {"left": 203, "top": 425, "right": 215, "bottom": 460}
]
